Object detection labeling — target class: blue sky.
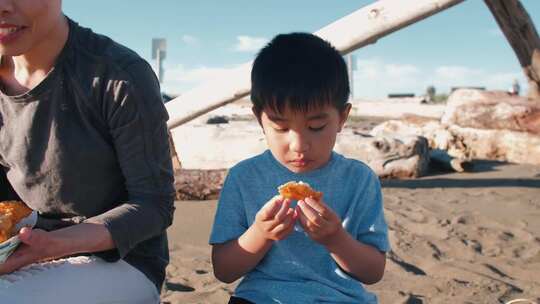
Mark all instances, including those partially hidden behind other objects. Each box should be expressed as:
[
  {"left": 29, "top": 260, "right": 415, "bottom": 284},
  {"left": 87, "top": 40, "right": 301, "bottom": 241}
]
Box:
[{"left": 63, "top": 1, "right": 540, "bottom": 99}]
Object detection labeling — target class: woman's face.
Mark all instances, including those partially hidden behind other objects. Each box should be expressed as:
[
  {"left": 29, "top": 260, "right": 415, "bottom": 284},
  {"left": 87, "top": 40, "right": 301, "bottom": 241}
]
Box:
[{"left": 0, "top": 0, "right": 63, "bottom": 56}]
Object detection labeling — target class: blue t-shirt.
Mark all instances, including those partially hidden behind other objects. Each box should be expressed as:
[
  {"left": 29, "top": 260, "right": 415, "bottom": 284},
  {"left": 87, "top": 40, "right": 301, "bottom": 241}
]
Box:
[{"left": 209, "top": 150, "right": 390, "bottom": 303}]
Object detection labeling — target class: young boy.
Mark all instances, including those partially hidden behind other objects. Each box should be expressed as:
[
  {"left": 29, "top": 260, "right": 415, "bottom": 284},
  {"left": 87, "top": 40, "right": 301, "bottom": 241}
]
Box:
[{"left": 210, "top": 33, "right": 390, "bottom": 303}]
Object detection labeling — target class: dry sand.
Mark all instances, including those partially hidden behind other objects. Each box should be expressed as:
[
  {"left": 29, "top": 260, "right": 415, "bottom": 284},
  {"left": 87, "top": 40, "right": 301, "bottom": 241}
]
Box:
[{"left": 161, "top": 161, "right": 540, "bottom": 304}]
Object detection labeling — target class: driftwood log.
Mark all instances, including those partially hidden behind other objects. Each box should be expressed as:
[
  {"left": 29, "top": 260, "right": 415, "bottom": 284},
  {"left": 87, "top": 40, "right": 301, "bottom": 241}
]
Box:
[
  {"left": 441, "top": 89, "right": 540, "bottom": 134},
  {"left": 371, "top": 119, "right": 540, "bottom": 166},
  {"left": 485, "top": 0, "right": 540, "bottom": 99},
  {"left": 338, "top": 132, "right": 429, "bottom": 179},
  {"left": 171, "top": 122, "right": 430, "bottom": 199},
  {"left": 372, "top": 89, "right": 540, "bottom": 168},
  {"left": 174, "top": 169, "right": 227, "bottom": 200}
]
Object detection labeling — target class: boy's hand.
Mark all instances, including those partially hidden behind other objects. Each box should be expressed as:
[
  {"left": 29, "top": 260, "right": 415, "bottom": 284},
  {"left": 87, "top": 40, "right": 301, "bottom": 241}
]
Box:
[
  {"left": 253, "top": 196, "right": 297, "bottom": 241},
  {"left": 297, "top": 197, "right": 343, "bottom": 247}
]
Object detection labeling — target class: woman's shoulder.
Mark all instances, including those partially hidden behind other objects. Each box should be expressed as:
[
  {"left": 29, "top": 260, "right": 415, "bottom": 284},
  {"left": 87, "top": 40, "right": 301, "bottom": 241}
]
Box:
[
  {"left": 71, "top": 19, "right": 143, "bottom": 67},
  {"left": 64, "top": 19, "right": 153, "bottom": 87}
]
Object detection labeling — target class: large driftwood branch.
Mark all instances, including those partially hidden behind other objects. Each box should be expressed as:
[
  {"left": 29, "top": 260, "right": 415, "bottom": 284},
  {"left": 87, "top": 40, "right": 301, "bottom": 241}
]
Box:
[
  {"left": 165, "top": 0, "right": 465, "bottom": 129},
  {"left": 484, "top": 0, "right": 540, "bottom": 99}
]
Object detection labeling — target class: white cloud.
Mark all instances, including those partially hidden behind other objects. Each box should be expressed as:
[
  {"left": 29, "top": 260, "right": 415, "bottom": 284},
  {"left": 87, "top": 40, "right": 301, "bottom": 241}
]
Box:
[
  {"left": 432, "top": 65, "right": 524, "bottom": 91},
  {"left": 353, "top": 58, "right": 422, "bottom": 98},
  {"left": 385, "top": 63, "right": 420, "bottom": 78},
  {"left": 352, "top": 58, "right": 526, "bottom": 98},
  {"left": 233, "top": 35, "right": 268, "bottom": 52},
  {"left": 434, "top": 65, "right": 483, "bottom": 80},
  {"left": 159, "top": 63, "right": 243, "bottom": 95},
  {"left": 181, "top": 35, "right": 199, "bottom": 46}
]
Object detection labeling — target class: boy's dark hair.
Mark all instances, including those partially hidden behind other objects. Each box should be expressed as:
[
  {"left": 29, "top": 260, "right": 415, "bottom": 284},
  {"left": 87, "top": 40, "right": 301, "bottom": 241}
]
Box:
[{"left": 251, "top": 32, "right": 350, "bottom": 118}]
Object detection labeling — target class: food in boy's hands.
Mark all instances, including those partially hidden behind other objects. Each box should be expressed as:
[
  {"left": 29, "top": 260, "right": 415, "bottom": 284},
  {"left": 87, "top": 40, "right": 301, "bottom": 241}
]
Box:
[
  {"left": 278, "top": 181, "right": 323, "bottom": 201},
  {"left": 0, "top": 201, "right": 33, "bottom": 243}
]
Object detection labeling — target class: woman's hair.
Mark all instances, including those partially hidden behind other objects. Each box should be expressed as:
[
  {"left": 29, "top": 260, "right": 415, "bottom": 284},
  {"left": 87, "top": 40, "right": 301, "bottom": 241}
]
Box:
[{"left": 251, "top": 32, "right": 350, "bottom": 118}]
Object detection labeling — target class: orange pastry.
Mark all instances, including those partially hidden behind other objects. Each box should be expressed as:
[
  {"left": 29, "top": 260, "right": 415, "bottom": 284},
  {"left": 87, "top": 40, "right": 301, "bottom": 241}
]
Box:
[
  {"left": 278, "top": 181, "right": 323, "bottom": 201},
  {"left": 0, "top": 201, "right": 33, "bottom": 243}
]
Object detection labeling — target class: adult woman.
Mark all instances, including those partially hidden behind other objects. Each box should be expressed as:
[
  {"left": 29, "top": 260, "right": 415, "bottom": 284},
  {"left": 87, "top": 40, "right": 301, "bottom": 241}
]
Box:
[{"left": 0, "top": 1, "right": 175, "bottom": 303}]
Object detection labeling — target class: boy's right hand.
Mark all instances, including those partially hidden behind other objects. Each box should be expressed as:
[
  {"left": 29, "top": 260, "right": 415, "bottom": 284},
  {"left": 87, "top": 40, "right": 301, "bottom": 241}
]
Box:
[{"left": 253, "top": 196, "right": 297, "bottom": 241}]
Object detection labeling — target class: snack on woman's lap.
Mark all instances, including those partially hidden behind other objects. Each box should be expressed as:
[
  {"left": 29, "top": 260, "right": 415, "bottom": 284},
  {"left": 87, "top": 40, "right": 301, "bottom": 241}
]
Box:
[
  {"left": 278, "top": 181, "right": 323, "bottom": 201},
  {"left": 0, "top": 201, "right": 33, "bottom": 243}
]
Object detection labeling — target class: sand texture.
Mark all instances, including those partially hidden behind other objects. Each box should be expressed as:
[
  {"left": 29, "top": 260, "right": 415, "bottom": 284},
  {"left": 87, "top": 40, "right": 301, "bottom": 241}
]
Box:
[{"left": 161, "top": 161, "right": 540, "bottom": 304}]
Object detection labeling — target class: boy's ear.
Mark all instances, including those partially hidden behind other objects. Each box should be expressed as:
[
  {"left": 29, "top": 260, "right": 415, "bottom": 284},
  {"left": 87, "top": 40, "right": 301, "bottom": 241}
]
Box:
[{"left": 338, "top": 103, "right": 352, "bottom": 132}]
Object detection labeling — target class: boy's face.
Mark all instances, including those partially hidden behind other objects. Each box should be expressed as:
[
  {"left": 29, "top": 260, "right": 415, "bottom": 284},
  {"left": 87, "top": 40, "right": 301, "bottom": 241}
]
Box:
[
  {"left": 257, "top": 103, "right": 351, "bottom": 174},
  {"left": 0, "top": 0, "right": 63, "bottom": 56}
]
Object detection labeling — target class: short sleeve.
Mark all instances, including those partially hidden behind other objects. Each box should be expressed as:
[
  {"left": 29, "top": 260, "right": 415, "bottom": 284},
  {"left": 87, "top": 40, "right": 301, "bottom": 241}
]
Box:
[
  {"left": 353, "top": 170, "right": 390, "bottom": 253},
  {"left": 209, "top": 170, "right": 248, "bottom": 244}
]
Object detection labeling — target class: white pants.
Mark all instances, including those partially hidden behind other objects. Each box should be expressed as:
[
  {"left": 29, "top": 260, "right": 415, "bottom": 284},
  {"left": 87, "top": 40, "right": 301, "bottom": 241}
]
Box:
[{"left": 0, "top": 256, "right": 160, "bottom": 304}]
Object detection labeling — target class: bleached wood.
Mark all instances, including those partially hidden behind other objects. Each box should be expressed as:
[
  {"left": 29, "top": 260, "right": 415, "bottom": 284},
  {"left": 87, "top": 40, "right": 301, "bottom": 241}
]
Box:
[
  {"left": 484, "top": 0, "right": 540, "bottom": 99},
  {"left": 171, "top": 122, "right": 430, "bottom": 178},
  {"left": 441, "top": 89, "right": 540, "bottom": 134},
  {"left": 165, "top": 0, "right": 465, "bottom": 129},
  {"left": 371, "top": 119, "right": 540, "bottom": 165}
]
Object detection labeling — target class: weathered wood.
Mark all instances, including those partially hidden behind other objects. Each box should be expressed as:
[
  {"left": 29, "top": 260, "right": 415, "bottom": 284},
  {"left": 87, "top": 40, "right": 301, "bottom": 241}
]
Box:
[
  {"left": 371, "top": 119, "right": 540, "bottom": 166},
  {"left": 343, "top": 132, "right": 430, "bottom": 179},
  {"left": 171, "top": 126, "right": 430, "bottom": 199},
  {"left": 441, "top": 89, "right": 540, "bottom": 134},
  {"left": 171, "top": 121, "right": 430, "bottom": 177},
  {"left": 174, "top": 169, "right": 227, "bottom": 200},
  {"left": 168, "top": 129, "right": 182, "bottom": 172},
  {"left": 165, "top": 0, "right": 465, "bottom": 129},
  {"left": 484, "top": 0, "right": 540, "bottom": 99},
  {"left": 167, "top": 129, "right": 182, "bottom": 200}
]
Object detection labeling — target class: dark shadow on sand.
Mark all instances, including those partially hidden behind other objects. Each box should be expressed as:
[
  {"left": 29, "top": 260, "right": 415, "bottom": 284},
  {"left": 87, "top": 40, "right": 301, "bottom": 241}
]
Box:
[
  {"left": 383, "top": 159, "right": 540, "bottom": 189},
  {"left": 462, "top": 160, "right": 508, "bottom": 173},
  {"left": 165, "top": 282, "right": 196, "bottom": 292},
  {"left": 382, "top": 178, "right": 540, "bottom": 189},
  {"left": 426, "top": 160, "right": 509, "bottom": 176}
]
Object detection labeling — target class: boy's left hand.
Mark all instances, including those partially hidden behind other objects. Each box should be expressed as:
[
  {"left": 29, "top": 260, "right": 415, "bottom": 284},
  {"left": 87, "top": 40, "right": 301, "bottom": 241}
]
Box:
[{"left": 296, "top": 197, "right": 342, "bottom": 247}]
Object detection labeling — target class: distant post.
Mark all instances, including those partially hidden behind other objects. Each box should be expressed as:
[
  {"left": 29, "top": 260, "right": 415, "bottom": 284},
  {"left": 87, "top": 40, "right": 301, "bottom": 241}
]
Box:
[{"left": 152, "top": 38, "right": 167, "bottom": 83}]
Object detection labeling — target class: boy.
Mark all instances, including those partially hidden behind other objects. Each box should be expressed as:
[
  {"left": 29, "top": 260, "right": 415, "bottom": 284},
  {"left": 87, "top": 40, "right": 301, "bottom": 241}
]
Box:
[{"left": 210, "top": 33, "right": 390, "bottom": 303}]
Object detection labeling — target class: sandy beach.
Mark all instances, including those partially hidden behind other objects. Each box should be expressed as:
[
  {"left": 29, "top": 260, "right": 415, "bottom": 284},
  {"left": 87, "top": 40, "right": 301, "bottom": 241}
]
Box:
[{"left": 161, "top": 160, "right": 540, "bottom": 304}]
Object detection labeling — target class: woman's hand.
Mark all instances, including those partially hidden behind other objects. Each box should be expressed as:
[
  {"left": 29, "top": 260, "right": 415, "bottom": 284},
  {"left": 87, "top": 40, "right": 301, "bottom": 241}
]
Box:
[
  {"left": 0, "top": 223, "right": 114, "bottom": 275},
  {"left": 253, "top": 196, "right": 298, "bottom": 241},
  {"left": 296, "top": 197, "right": 343, "bottom": 247},
  {"left": 0, "top": 227, "right": 60, "bottom": 275}
]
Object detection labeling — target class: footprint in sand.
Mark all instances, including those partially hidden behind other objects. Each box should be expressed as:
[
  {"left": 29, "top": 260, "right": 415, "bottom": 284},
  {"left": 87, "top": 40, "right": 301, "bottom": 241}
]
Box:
[
  {"left": 427, "top": 241, "right": 445, "bottom": 260},
  {"left": 398, "top": 291, "right": 425, "bottom": 304}
]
